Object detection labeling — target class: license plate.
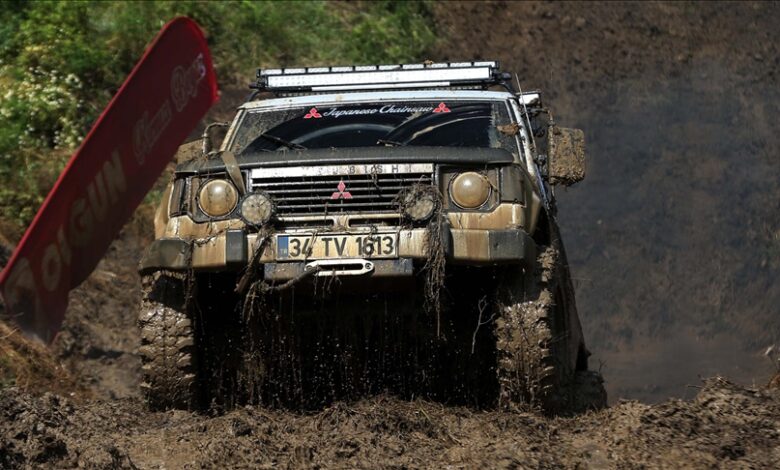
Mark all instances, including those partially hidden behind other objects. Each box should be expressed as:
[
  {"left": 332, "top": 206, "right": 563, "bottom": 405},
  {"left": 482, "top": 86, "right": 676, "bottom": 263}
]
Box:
[{"left": 277, "top": 233, "right": 398, "bottom": 260}]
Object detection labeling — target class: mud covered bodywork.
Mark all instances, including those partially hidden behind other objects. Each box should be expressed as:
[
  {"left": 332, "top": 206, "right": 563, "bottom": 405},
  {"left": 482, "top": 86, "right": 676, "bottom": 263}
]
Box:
[
  {"left": 137, "top": 81, "right": 600, "bottom": 412},
  {"left": 141, "top": 91, "right": 555, "bottom": 276}
]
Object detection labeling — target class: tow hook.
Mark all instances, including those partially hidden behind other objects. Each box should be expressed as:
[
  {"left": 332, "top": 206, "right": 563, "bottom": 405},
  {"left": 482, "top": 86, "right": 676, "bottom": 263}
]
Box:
[{"left": 304, "top": 259, "right": 375, "bottom": 277}]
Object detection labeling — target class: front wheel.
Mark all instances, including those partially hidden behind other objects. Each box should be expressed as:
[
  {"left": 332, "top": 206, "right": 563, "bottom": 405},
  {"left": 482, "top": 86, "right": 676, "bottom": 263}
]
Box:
[
  {"left": 138, "top": 273, "right": 198, "bottom": 409},
  {"left": 493, "top": 241, "right": 608, "bottom": 414},
  {"left": 494, "top": 246, "right": 571, "bottom": 412}
]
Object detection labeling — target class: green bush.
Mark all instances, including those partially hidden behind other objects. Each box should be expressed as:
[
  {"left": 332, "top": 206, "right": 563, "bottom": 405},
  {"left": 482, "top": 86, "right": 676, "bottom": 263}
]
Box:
[{"left": 0, "top": 0, "right": 437, "bottom": 232}]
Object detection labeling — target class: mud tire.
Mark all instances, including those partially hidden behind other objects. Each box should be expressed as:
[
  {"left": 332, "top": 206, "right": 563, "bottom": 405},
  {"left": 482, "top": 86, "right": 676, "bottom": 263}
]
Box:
[
  {"left": 494, "top": 245, "right": 572, "bottom": 413},
  {"left": 138, "top": 273, "right": 198, "bottom": 410}
]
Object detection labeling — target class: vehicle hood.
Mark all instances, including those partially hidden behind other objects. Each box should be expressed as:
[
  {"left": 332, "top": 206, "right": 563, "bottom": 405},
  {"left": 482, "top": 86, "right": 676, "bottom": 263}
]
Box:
[{"left": 175, "top": 146, "right": 514, "bottom": 175}]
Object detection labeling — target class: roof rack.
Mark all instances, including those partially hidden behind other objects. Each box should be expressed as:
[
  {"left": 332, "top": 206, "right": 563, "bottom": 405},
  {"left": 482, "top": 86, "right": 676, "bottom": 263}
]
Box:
[{"left": 252, "top": 61, "right": 511, "bottom": 92}]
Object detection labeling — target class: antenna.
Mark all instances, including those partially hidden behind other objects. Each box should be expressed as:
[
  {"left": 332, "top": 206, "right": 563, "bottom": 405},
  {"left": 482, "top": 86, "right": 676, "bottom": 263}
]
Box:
[
  {"left": 515, "top": 74, "right": 550, "bottom": 209},
  {"left": 515, "top": 74, "right": 537, "bottom": 154}
]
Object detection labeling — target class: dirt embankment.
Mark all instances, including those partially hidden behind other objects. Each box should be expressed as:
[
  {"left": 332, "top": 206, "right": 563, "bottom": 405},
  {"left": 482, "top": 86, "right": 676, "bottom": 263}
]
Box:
[{"left": 434, "top": 0, "right": 780, "bottom": 402}]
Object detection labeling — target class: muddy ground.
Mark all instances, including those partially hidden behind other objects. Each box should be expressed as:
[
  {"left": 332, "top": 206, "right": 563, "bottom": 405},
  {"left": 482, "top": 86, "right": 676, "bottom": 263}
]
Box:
[
  {"left": 2, "top": 1, "right": 780, "bottom": 468},
  {"left": 2, "top": 378, "right": 779, "bottom": 469},
  {"left": 4, "top": 227, "right": 780, "bottom": 468}
]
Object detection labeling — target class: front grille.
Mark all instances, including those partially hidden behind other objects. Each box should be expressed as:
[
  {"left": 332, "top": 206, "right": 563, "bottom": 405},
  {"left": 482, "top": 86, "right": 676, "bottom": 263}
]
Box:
[{"left": 249, "top": 164, "right": 434, "bottom": 216}]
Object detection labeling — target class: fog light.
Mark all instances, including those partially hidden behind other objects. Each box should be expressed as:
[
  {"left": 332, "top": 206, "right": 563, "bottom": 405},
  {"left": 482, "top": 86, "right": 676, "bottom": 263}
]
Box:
[
  {"left": 450, "top": 172, "right": 491, "bottom": 209},
  {"left": 240, "top": 193, "right": 274, "bottom": 226},
  {"left": 198, "top": 179, "right": 238, "bottom": 217},
  {"left": 402, "top": 191, "right": 437, "bottom": 222}
]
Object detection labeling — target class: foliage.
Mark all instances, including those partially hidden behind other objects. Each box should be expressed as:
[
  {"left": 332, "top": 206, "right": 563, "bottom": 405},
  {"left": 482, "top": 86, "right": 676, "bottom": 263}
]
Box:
[{"left": 0, "top": 0, "right": 437, "bottom": 232}]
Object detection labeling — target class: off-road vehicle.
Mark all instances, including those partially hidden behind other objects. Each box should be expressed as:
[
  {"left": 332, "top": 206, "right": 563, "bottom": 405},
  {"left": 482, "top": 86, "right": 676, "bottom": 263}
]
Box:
[{"left": 138, "top": 61, "right": 606, "bottom": 412}]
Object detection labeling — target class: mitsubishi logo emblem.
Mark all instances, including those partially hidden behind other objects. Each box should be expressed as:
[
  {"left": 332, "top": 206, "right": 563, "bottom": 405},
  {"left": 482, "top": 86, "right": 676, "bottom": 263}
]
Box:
[
  {"left": 304, "top": 107, "right": 322, "bottom": 119},
  {"left": 331, "top": 180, "right": 352, "bottom": 200},
  {"left": 433, "top": 102, "right": 451, "bottom": 113}
]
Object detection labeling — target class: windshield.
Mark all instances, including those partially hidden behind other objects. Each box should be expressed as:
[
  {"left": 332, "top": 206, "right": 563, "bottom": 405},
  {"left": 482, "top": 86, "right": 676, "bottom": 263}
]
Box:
[{"left": 230, "top": 100, "right": 520, "bottom": 155}]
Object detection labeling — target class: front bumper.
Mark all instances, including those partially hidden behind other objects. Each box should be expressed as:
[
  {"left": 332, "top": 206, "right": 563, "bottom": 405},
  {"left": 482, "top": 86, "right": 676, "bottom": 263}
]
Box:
[{"left": 139, "top": 226, "right": 536, "bottom": 275}]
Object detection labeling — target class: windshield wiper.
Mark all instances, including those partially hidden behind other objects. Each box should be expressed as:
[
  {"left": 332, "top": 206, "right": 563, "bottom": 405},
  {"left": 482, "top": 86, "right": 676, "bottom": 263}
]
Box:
[
  {"left": 257, "top": 132, "right": 306, "bottom": 150},
  {"left": 376, "top": 138, "right": 405, "bottom": 147}
]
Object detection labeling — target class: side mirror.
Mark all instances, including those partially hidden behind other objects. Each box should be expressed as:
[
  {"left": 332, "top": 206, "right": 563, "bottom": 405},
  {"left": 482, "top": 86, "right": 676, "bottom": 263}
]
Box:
[{"left": 547, "top": 126, "right": 586, "bottom": 186}]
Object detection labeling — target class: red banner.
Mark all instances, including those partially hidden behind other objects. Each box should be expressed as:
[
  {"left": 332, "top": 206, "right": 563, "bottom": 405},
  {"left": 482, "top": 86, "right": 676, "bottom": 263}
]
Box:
[{"left": 0, "top": 17, "right": 219, "bottom": 341}]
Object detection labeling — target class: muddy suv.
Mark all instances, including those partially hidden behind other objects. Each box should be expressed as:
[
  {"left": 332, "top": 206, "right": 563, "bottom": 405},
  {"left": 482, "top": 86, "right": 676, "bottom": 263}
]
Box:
[{"left": 138, "top": 61, "right": 605, "bottom": 412}]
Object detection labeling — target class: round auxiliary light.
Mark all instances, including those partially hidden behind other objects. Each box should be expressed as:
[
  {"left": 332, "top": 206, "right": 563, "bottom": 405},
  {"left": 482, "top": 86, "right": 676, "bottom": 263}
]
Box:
[
  {"left": 240, "top": 193, "right": 274, "bottom": 226},
  {"left": 450, "top": 172, "right": 491, "bottom": 209},
  {"left": 402, "top": 190, "right": 437, "bottom": 222},
  {"left": 198, "top": 179, "right": 238, "bottom": 217}
]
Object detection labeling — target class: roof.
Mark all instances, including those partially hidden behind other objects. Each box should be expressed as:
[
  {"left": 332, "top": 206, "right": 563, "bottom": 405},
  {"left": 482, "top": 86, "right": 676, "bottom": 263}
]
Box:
[{"left": 239, "top": 90, "right": 539, "bottom": 112}]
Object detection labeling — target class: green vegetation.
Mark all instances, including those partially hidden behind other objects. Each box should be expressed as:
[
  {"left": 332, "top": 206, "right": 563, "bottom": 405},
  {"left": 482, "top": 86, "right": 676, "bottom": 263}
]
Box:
[{"left": 0, "top": 0, "right": 437, "bottom": 233}]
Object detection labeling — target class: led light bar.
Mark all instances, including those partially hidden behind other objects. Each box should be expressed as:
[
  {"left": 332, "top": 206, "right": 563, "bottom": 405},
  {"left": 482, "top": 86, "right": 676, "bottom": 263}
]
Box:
[{"left": 256, "top": 61, "right": 504, "bottom": 92}]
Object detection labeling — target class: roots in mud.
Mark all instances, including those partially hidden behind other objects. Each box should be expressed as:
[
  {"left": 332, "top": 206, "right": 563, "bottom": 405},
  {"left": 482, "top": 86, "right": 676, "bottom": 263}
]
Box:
[
  {"left": 396, "top": 184, "right": 447, "bottom": 334},
  {"left": 421, "top": 195, "right": 446, "bottom": 336}
]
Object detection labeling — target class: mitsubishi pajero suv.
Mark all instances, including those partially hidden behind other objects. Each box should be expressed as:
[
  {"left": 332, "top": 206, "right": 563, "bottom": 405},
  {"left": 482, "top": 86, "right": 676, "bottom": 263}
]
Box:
[{"left": 137, "top": 61, "right": 605, "bottom": 413}]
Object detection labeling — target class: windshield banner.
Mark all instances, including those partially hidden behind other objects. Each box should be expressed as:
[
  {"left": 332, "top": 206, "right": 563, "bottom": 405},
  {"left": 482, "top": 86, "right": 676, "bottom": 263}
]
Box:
[
  {"left": 0, "top": 17, "right": 218, "bottom": 342},
  {"left": 307, "top": 103, "right": 450, "bottom": 119}
]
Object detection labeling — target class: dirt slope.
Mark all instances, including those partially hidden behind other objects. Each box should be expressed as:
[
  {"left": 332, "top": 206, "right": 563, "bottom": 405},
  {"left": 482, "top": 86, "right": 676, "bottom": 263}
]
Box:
[{"left": 433, "top": 0, "right": 780, "bottom": 402}]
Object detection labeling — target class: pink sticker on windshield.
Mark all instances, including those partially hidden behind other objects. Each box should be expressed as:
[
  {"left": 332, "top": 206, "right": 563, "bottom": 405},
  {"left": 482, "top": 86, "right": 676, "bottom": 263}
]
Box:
[
  {"left": 433, "top": 102, "right": 451, "bottom": 113},
  {"left": 304, "top": 107, "right": 322, "bottom": 119}
]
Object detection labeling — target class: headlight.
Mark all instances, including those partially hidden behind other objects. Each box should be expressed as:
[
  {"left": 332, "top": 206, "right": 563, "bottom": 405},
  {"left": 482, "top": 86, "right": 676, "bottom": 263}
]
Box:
[
  {"left": 450, "top": 172, "right": 491, "bottom": 209},
  {"left": 198, "top": 179, "right": 238, "bottom": 217},
  {"left": 401, "top": 189, "right": 437, "bottom": 222},
  {"left": 240, "top": 193, "right": 274, "bottom": 226}
]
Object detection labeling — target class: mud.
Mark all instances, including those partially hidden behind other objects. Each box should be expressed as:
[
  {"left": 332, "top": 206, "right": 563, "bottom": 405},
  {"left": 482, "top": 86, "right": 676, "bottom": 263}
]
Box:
[
  {"left": 1, "top": 221, "right": 771, "bottom": 468},
  {"left": 49, "top": 210, "right": 156, "bottom": 401},
  {"left": 0, "top": 323, "right": 82, "bottom": 398},
  {"left": 434, "top": 0, "right": 780, "bottom": 402},
  {"left": 399, "top": 184, "right": 447, "bottom": 333},
  {"left": 546, "top": 126, "right": 586, "bottom": 187},
  {"left": 2, "top": 1, "right": 780, "bottom": 468},
  {"left": 0, "top": 378, "right": 778, "bottom": 469}
]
